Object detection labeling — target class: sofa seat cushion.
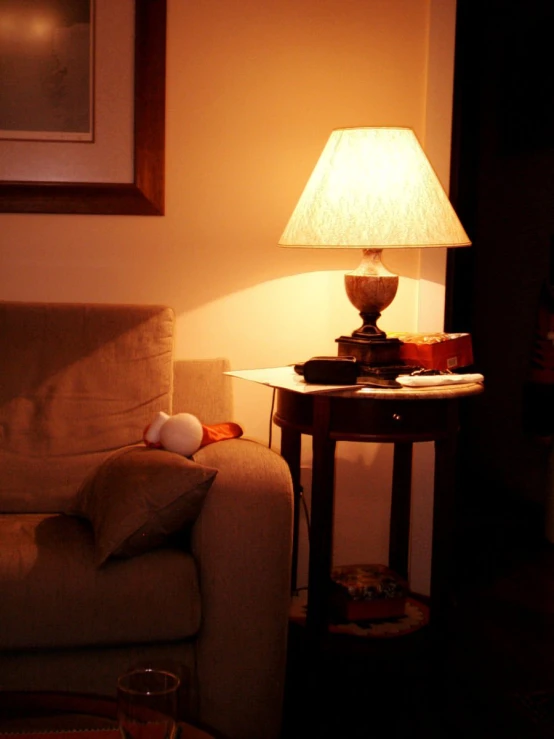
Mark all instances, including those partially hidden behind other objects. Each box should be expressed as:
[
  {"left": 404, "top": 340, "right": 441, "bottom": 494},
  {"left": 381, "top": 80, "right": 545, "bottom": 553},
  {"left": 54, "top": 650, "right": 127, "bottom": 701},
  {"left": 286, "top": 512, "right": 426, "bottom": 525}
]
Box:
[{"left": 0, "top": 513, "right": 201, "bottom": 650}]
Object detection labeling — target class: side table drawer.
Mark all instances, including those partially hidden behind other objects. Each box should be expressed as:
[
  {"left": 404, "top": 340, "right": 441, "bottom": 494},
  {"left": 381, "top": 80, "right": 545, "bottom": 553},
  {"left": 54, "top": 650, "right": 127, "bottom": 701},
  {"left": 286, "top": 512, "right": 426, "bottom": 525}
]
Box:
[
  {"left": 274, "top": 389, "right": 463, "bottom": 442},
  {"left": 328, "top": 395, "right": 457, "bottom": 440}
]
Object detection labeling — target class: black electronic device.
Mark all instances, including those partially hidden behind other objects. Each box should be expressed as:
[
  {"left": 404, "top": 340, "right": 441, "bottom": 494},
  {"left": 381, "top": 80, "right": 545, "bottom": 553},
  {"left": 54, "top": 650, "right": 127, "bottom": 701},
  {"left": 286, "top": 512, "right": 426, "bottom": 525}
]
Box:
[
  {"left": 356, "top": 376, "right": 402, "bottom": 388},
  {"left": 293, "top": 356, "right": 425, "bottom": 386},
  {"left": 359, "top": 363, "right": 422, "bottom": 380},
  {"left": 296, "top": 356, "right": 359, "bottom": 385}
]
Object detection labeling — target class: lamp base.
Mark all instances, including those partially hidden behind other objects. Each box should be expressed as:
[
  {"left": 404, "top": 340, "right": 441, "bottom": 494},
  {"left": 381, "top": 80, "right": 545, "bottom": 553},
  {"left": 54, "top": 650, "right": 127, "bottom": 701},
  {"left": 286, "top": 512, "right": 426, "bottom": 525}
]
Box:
[{"left": 336, "top": 334, "right": 402, "bottom": 366}]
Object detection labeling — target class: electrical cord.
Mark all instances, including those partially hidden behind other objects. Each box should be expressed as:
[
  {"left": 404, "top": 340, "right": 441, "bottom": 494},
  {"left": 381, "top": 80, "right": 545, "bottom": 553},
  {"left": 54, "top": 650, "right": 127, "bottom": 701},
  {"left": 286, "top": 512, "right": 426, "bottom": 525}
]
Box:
[
  {"left": 301, "top": 490, "right": 311, "bottom": 538},
  {"left": 266, "top": 386, "right": 311, "bottom": 594},
  {"left": 268, "top": 387, "right": 276, "bottom": 449}
]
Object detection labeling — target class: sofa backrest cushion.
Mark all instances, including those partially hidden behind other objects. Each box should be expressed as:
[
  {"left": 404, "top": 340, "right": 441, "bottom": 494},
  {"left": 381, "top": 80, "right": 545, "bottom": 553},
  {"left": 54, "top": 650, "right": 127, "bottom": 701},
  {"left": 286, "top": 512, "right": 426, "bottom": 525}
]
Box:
[
  {"left": 0, "top": 302, "right": 174, "bottom": 513},
  {"left": 172, "top": 358, "right": 233, "bottom": 424}
]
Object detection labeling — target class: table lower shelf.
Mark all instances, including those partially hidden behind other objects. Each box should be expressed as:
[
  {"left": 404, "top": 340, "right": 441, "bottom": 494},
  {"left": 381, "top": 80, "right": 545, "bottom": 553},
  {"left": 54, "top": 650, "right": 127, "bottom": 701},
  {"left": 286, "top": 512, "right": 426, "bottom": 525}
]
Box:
[{"left": 290, "top": 589, "right": 429, "bottom": 639}]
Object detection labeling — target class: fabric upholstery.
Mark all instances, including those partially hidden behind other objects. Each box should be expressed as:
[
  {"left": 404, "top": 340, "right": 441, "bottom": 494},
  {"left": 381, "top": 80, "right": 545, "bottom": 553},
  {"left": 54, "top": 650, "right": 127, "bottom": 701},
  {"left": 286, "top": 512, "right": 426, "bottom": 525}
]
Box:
[
  {"left": 0, "top": 643, "right": 197, "bottom": 714},
  {"left": 0, "top": 513, "right": 201, "bottom": 650},
  {"left": 66, "top": 445, "right": 217, "bottom": 566},
  {"left": 0, "top": 302, "right": 174, "bottom": 513},
  {"left": 0, "top": 302, "right": 294, "bottom": 739},
  {"left": 172, "top": 358, "right": 233, "bottom": 423},
  {"left": 192, "top": 439, "right": 293, "bottom": 739}
]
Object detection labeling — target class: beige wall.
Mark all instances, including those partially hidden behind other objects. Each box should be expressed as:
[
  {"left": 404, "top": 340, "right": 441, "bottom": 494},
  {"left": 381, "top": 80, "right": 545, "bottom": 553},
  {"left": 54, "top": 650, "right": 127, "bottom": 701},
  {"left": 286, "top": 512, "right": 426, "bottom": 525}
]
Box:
[{"left": 0, "top": 0, "right": 458, "bottom": 594}]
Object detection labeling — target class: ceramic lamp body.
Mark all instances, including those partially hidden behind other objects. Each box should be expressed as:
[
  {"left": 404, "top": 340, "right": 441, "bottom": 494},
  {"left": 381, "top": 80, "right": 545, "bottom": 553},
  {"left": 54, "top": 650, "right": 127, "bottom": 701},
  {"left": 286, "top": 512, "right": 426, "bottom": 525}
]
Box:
[{"left": 345, "top": 249, "right": 398, "bottom": 337}]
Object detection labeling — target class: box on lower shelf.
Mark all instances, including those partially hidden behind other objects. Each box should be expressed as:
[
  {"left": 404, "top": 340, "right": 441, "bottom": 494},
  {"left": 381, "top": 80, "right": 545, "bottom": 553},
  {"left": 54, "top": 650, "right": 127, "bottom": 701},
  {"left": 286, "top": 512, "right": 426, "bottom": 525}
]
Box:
[{"left": 330, "top": 563, "right": 408, "bottom": 621}]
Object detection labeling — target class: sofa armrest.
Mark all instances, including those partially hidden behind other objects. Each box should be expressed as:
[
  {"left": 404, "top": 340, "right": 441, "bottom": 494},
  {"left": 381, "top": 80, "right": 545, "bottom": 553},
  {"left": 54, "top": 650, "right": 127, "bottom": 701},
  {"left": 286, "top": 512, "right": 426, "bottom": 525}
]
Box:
[{"left": 191, "top": 438, "right": 293, "bottom": 739}]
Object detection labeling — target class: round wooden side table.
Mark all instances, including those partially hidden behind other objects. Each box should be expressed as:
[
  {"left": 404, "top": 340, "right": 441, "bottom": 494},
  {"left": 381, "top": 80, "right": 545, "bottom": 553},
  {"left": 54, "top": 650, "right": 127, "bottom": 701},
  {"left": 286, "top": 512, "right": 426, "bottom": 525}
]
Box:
[{"left": 273, "top": 382, "right": 484, "bottom": 645}]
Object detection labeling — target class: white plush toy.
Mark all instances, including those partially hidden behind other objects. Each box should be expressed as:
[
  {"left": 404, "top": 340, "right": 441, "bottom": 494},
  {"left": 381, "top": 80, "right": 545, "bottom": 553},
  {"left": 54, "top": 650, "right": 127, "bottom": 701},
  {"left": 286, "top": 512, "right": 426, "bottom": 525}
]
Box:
[
  {"left": 144, "top": 411, "right": 204, "bottom": 457},
  {"left": 144, "top": 411, "right": 243, "bottom": 457}
]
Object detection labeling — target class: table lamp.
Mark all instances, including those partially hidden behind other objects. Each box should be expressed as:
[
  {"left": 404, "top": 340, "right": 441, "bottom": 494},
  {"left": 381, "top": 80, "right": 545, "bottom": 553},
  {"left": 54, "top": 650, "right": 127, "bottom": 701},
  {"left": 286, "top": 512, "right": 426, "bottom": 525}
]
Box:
[{"left": 278, "top": 126, "right": 471, "bottom": 365}]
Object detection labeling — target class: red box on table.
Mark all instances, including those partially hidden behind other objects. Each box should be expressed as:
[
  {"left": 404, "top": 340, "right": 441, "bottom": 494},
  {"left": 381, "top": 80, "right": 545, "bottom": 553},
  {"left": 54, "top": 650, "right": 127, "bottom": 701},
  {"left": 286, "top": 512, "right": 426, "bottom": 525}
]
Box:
[{"left": 389, "top": 332, "right": 474, "bottom": 371}]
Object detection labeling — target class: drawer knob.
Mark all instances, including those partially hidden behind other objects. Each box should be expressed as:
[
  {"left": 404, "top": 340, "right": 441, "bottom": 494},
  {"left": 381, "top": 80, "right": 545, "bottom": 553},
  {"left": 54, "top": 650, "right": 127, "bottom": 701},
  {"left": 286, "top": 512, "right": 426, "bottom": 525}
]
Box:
[{"left": 392, "top": 413, "right": 402, "bottom": 422}]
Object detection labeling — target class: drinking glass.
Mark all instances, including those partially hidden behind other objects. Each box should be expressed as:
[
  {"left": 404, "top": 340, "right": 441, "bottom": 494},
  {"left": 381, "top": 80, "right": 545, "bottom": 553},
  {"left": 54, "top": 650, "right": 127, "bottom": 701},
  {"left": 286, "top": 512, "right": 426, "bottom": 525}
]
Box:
[{"left": 117, "top": 667, "right": 180, "bottom": 739}]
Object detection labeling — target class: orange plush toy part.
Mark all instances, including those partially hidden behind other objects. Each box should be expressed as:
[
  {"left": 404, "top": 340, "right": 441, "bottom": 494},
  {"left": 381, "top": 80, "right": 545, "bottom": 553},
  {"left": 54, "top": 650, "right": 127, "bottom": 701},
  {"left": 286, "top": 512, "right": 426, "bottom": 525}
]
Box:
[
  {"left": 201, "top": 422, "right": 244, "bottom": 446},
  {"left": 144, "top": 411, "right": 243, "bottom": 457}
]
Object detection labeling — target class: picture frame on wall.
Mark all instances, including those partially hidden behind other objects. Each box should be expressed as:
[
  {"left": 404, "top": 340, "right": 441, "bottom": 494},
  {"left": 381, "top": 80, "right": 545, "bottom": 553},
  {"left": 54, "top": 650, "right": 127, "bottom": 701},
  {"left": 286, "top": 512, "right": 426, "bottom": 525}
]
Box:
[
  {"left": 0, "top": 0, "right": 95, "bottom": 144},
  {"left": 0, "top": 0, "right": 166, "bottom": 215}
]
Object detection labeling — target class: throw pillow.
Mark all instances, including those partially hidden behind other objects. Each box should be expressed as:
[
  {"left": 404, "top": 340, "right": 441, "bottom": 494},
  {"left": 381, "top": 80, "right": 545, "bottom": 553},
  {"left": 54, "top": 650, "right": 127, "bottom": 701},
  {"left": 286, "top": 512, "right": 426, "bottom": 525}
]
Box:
[{"left": 67, "top": 445, "right": 218, "bottom": 566}]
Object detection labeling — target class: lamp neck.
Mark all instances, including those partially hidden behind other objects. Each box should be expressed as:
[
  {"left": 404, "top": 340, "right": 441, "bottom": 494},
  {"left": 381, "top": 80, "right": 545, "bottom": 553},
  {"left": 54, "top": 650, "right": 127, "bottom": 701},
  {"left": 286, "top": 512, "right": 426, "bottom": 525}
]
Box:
[{"left": 349, "top": 249, "right": 395, "bottom": 277}]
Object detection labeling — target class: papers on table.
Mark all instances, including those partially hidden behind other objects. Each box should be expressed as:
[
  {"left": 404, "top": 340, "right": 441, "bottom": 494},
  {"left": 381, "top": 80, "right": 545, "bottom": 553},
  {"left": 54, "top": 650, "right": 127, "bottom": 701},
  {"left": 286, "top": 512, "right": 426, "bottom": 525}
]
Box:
[
  {"left": 225, "top": 365, "right": 359, "bottom": 394},
  {"left": 226, "top": 366, "right": 485, "bottom": 394}
]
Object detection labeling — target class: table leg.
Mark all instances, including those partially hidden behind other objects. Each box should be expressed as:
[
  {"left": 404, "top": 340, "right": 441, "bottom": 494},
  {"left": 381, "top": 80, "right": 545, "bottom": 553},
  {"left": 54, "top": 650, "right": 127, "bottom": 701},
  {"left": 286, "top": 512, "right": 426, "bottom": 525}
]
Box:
[
  {"left": 280, "top": 426, "right": 302, "bottom": 593},
  {"left": 430, "top": 431, "right": 458, "bottom": 636},
  {"left": 389, "top": 441, "right": 413, "bottom": 581},
  {"left": 306, "top": 396, "right": 336, "bottom": 643}
]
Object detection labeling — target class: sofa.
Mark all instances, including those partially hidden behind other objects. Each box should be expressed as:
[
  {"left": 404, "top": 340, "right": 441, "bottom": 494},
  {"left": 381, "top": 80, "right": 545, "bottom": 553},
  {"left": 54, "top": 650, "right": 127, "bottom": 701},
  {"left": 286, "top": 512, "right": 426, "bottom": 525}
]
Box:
[{"left": 0, "top": 301, "right": 294, "bottom": 739}]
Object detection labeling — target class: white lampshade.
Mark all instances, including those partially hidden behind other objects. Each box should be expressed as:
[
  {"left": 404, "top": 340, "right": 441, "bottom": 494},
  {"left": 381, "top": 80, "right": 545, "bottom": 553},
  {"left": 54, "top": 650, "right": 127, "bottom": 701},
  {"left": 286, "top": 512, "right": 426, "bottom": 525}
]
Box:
[{"left": 279, "top": 127, "right": 471, "bottom": 249}]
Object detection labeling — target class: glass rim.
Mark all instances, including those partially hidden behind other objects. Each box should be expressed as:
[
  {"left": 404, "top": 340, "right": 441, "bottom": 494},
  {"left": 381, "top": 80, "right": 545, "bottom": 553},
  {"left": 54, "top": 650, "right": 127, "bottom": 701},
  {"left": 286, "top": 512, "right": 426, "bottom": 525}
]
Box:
[{"left": 117, "top": 667, "right": 181, "bottom": 696}]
